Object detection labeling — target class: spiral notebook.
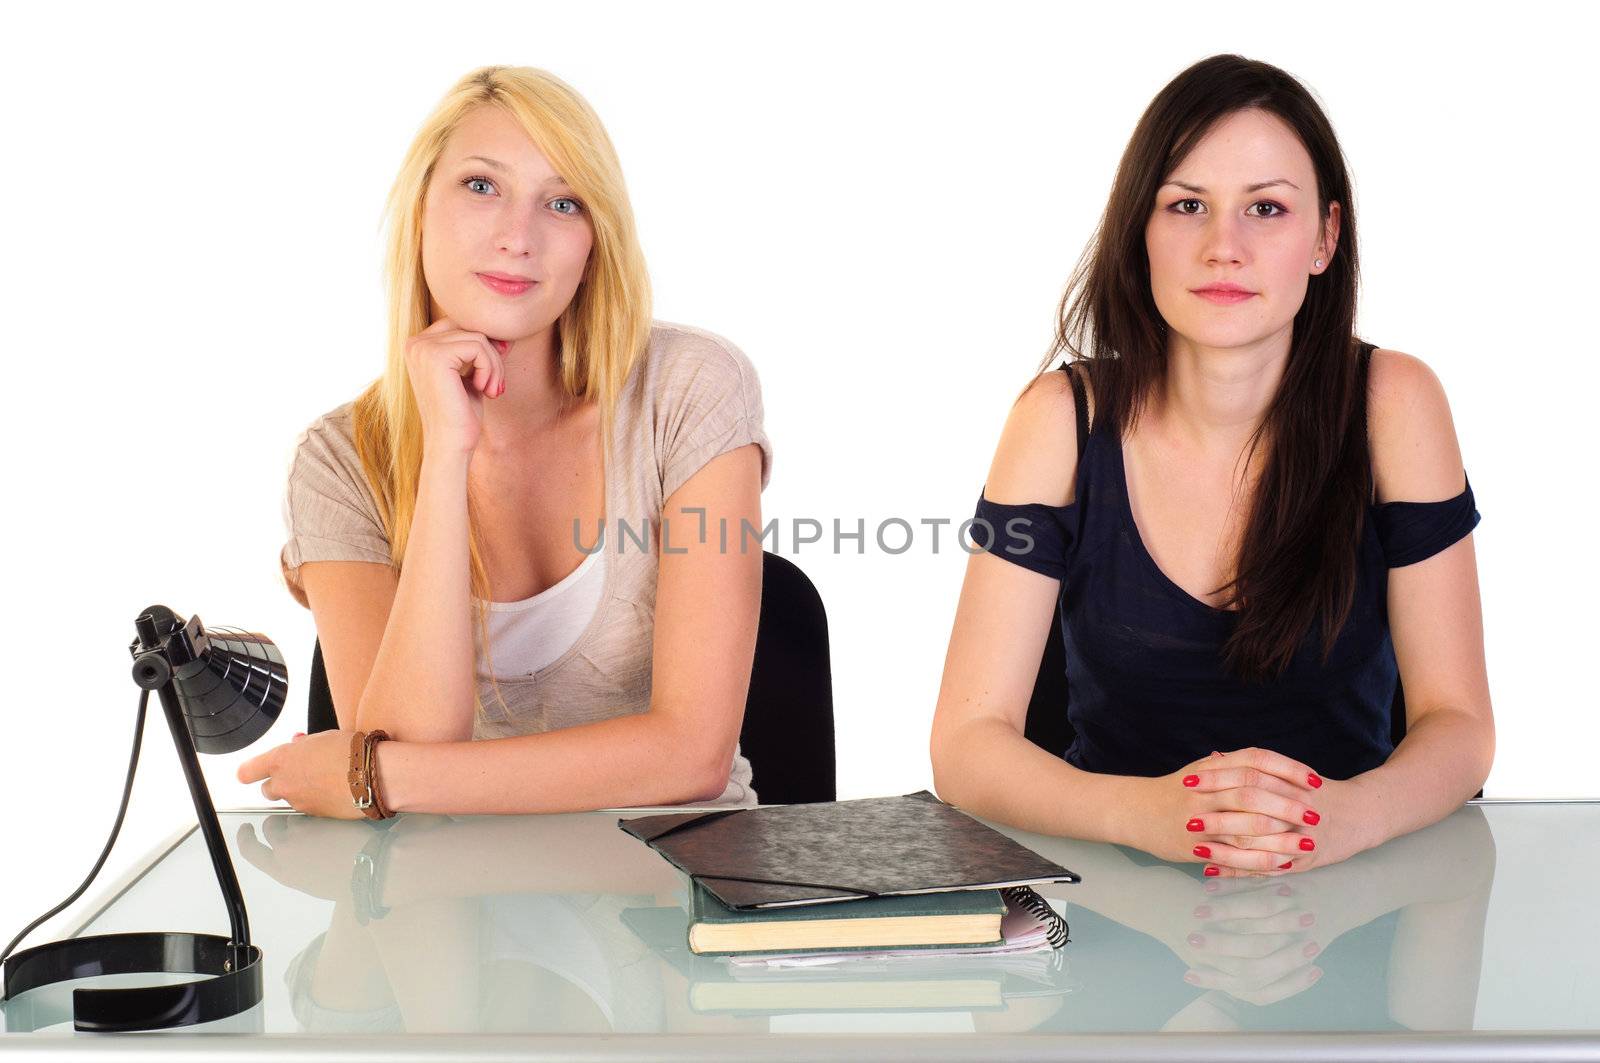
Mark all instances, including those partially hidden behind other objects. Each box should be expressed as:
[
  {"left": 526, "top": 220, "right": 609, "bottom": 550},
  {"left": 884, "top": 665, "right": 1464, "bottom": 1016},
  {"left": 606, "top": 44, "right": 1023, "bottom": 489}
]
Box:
[
  {"left": 620, "top": 887, "right": 1076, "bottom": 1012},
  {"left": 618, "top": 789, "right": 1081, "bottom": 911}
]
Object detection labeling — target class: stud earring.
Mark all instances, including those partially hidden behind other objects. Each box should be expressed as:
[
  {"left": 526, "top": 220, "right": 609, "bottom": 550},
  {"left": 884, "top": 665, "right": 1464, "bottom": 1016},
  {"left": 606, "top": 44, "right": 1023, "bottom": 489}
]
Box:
[{"left": 1314, "top": 258, "right": 1324, "bottom": 269}]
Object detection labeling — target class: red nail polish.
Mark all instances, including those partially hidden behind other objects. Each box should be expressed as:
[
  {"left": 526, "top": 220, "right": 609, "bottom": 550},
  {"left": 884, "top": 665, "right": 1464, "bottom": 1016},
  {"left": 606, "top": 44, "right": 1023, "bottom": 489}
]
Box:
[
  {"left": 1183, "top": 775, "right": 1200, "bottom": 787},
  {"left": 1299, "top": 837, "right": 1315, "bottom": 851},
  {"left": 1279, "top": 861, "right": 1293, "bottom": 869},
  {"left": 1307, "top": 773, "right": 1323, "bottom": 788},
  {"left": 1303, "top": 810, "right": 1321, "bottom": 826},
  {"left": 1204, "top": 865, "right": 1220, "bottom": 877},
  {"left": 1187, "top": 932, "right": 1206, "bottom": 947},
  {"left": 1193, "top": 845, "right": 1211, "bottom": 858},
  {"left": 1303, "top": 941, "right": 1321, "bottom": 958},
  {"left": 1187, "top": 818, "right": 1205, "bottom": 832}
]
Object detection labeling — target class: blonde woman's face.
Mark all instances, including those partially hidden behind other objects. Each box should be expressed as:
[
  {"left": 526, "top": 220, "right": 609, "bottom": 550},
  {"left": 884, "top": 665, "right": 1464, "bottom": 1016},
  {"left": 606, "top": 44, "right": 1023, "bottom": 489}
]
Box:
[
  {"left": 1144, "top": 107, "right": 1339, "bottom": 352},
  {"left": 421, "top": 105, "right": 594, "bottom": 343}
]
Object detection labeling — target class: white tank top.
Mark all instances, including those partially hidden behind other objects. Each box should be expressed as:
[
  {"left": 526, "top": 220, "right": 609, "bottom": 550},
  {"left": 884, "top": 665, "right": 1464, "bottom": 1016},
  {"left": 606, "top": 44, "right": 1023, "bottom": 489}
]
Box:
[{"left": 473, "top": 548, "right": 607, "bottom": 678}]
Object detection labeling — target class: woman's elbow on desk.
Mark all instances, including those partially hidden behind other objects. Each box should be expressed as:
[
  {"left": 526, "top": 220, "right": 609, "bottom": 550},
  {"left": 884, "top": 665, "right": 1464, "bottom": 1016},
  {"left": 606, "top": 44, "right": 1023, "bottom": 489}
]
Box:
[
  {"left": 928, "top": 724, "right": 966, "bottom": 808},
  {"left": 928, "top": 712, "right": 1007, "bottom": 816},
  {"left": 645, "top": 715, "right": 742, "bottom": 807},
  {"left": 664, "top": 767, "right": 738, "bottom": 808}
]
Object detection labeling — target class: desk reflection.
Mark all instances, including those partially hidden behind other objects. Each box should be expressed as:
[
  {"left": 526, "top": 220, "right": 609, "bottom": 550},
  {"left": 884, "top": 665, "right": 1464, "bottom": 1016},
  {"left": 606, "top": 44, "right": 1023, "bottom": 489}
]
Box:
[
  {"left": 234, "top": 803, "right": 1493, "bottom": 1035},
  {"left": 1004, "top": 805, "right": 1494, "bottom": 1032}
]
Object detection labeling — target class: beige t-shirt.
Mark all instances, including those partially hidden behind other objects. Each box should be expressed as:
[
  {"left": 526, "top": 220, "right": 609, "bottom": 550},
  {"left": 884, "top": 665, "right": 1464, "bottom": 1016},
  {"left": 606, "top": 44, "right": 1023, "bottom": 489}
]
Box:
[{"left": 278, "top": 321, "right": 774, "bottom": 806}]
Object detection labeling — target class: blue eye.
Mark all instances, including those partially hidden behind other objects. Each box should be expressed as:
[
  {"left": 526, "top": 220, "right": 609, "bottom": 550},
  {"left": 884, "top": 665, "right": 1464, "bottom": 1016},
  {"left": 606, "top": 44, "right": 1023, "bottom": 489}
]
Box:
[
  {"left": 462, "top": 175, "right": 496, "bottom": 195},
  {"left": 549, "top": 196, "right": 583, "bottom": 216}
]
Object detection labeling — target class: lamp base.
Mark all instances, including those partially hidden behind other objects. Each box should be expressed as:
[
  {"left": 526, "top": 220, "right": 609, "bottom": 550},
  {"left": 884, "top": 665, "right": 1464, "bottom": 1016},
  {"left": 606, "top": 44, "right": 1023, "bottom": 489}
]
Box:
[{"left": 1, "top": 931, "right": 262, "bottom": 1032}]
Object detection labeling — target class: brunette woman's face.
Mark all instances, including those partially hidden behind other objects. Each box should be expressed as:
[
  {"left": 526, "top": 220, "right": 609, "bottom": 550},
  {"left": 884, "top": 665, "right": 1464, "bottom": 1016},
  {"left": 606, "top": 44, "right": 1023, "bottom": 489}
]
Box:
[
  {"left": 420, "top": 105, "right": 594, "bottom": 343},
  {"left": 1144, "top": 107, "right": 1339, "bottom": 352}
]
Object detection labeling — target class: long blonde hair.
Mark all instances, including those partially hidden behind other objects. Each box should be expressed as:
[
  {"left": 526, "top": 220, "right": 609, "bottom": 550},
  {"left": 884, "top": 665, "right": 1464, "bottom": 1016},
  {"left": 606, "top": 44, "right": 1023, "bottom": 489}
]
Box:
[{"left": 351, "top": 65, "right": 651, "bottom": 708}]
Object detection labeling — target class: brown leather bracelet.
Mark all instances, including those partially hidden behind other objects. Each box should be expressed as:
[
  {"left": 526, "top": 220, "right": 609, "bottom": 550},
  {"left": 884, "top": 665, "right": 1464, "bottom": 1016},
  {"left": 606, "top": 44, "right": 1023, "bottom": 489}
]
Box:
[{"left": 347, "top": 729, "right": 393, "bottom": 820}]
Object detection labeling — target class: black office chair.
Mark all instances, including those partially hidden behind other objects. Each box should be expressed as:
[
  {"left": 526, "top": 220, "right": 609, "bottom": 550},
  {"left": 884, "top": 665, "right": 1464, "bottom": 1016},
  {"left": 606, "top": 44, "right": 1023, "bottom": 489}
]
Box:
[
  {"left": 308, "top": 550, "right": 837, "bottom": 804},
  {"left": 1024, "top": 614, "right": 1483, "bottom": 799}
]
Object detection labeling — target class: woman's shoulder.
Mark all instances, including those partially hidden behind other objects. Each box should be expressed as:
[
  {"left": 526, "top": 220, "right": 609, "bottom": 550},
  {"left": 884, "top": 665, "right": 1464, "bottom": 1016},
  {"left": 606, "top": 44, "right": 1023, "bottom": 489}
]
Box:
[
  {"left": 298, "top": 398, "right": 359, "bottom": 438},
  {"left": 628, "top": 321, "right": 773, "bottom": 494},
  {"left": 289, "top": 399, "right": 361, "bottom": 463},
  {"left": 625, "top": 321, "right": 766, "bottom": 435},
  {"left": 983, "top": 365, "right": 1083, "bottom": 509},
  {"left": 1365, "top": 346, "right": 1468, "bottom": 505},
  {"left": 640, "top": 320, "right": 762, "bottom": 397},
  {"left": 283, "top": 397, "right": 377, "bottom": 506}
]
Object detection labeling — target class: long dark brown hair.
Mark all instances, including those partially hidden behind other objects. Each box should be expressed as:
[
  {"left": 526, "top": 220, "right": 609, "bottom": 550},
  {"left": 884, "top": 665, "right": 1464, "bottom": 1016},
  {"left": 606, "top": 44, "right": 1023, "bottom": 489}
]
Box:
[{"left": 1051, "top": 54, "right": 1368, "bottom": 683}]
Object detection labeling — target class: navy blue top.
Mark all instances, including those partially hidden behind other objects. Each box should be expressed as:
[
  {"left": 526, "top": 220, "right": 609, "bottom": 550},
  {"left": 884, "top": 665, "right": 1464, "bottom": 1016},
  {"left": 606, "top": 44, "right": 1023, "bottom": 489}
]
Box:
[{"left": 974, "top": 347, "right": 1480, "bottom": 781}]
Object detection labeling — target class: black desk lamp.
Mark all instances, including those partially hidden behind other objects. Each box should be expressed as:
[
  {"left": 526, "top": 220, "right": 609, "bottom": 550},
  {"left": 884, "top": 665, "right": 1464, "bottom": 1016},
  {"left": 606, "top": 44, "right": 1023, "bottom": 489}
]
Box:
[{"left": 0, "top": 605, "right": 286, "bottom": 1032}]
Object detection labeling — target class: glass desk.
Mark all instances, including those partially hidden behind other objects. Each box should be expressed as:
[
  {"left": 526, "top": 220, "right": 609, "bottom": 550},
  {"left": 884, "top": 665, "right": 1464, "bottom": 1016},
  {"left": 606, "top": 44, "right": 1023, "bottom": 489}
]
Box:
[{"left": 2, "top": 801, "right": 1598, "bottom": 1059}]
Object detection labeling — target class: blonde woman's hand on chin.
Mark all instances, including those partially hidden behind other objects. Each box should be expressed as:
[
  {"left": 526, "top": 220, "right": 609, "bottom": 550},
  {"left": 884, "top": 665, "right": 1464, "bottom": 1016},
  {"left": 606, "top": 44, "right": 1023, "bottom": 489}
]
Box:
[{"left": 404, "top": 316, "right": 508, "bottom": 460}]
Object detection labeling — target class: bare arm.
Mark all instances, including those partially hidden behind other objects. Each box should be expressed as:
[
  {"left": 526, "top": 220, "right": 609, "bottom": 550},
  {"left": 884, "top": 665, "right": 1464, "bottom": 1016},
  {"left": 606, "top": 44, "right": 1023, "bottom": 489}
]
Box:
[
  {"left": 931, "top": 371, "right": 1149, "bottom": 840},
  {"left": 300, "top": 451, "right": 477, "bottom": 741},
  {"left": 370, "top": 442, "right": 765, "bottom": 813},
  {"left": 1349, "top": 349, "right": 1495, "bottom": 845},
  {"left": 931, "top": 550, "right": 1149, "bottom": 841},
  {"left": 301, "top": 320, "right": 509, "bottom": 742}
]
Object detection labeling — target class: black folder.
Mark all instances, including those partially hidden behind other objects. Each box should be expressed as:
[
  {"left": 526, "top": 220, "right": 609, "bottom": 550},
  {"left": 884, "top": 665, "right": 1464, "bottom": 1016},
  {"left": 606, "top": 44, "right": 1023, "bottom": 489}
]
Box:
[{"left": 618, "top": 790, "right": 1081, "bottom": 910}]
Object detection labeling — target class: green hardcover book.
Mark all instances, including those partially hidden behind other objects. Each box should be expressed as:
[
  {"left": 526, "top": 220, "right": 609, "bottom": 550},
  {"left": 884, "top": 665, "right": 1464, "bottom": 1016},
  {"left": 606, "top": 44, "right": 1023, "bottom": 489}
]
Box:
[{"left": 686, "top": 880, "right": 1007, "bottom": 956}]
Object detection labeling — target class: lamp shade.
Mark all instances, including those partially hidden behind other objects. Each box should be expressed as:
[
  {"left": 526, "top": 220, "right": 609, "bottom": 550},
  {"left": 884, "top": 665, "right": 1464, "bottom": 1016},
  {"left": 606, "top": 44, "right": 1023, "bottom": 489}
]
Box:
[{"left": 129, "top": 605, "right": 286, "bottom": 755}]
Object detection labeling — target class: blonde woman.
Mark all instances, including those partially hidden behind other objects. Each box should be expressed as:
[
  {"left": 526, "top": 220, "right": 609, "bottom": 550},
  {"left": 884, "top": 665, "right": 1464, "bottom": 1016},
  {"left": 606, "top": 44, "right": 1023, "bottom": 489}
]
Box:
[{"left": 239, "top": 66, "right": 771, "bottom": 815}]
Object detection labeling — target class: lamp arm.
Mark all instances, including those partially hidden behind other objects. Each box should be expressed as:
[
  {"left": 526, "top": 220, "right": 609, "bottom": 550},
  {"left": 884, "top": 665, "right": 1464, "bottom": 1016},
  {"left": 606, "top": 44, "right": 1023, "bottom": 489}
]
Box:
[{"left": 152, "top": 678, "right": 251, "bottom": 948}]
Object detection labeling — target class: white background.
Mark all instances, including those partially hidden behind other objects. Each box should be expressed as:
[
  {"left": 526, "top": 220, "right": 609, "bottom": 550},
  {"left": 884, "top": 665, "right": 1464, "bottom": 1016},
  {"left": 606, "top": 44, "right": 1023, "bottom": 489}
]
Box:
[{"left": 1, "top": 1, "right": 1594, "bottom": 949}]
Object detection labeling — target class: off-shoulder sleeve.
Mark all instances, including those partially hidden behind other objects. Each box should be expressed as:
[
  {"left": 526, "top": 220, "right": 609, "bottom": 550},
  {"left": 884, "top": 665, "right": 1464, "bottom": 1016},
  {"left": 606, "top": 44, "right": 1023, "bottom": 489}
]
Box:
[
  {"left": 1373, "top": 472, "right": 1481, "bottom": 568},
  {"left": 972, "top": 489, "right": 1078, "bottom": 581},
  {"left": 279, "top": 408, "right": 393, "bottom": 608},
  {"left": 653, "top": 326, "right": 774, "bottom": 502}
]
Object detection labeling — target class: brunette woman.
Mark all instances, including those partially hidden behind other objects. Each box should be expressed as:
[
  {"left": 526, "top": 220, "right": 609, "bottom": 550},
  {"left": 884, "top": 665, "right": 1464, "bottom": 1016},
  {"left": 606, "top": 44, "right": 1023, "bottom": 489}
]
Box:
[{"left": 931, "top": 55, "right": 1490, "bottom": 876}]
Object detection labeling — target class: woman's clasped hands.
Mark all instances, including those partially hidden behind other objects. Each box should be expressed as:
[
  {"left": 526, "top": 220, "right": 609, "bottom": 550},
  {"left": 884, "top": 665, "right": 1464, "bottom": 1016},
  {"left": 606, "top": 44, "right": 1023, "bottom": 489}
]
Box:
[{"left": 1144, "top": 747, "right": 1378, "bottom": 877}]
